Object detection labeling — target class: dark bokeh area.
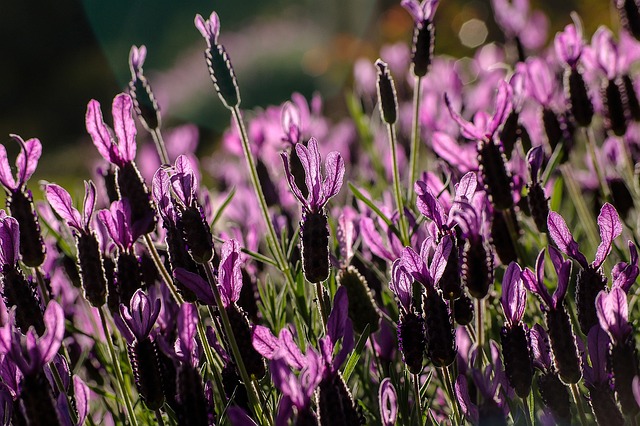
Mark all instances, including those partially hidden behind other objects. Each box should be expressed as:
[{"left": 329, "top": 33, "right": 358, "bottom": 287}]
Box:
[{"left": 0, "top": 0, "right": 614, "bottom": 183}]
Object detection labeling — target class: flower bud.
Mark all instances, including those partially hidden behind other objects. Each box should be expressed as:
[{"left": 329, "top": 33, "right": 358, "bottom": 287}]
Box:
[
  {"left": 76, "top": 232, "right": 107, "bottom": 307},
  {"left": 537, "top": 372, "right": 572, "bottom": 425},
  {"left": 176, "top": 364, "right": 209, "bottom": 425},
  {"left": 587, "top": 383, "right": 625, "bottom": 426},
  {"left": 424, "top": 291, "right": 457, "bottom": 367},
  {"left": 128, "top": 337, "right": 165, "bottom": 410},
  {"left": 7, "top": 190, "right": 45, "bottom": 267},
  {"left": 477, "top": 140, "right": 513, "bottom": 210},
  {"left": 527, "top": 182, "right": 549, "bottom": 233},
  {"left": 225, "top": 304, "right": 266, "bottom": 379},
  {"left": 411, "top": 22, "right": 435, "bottom": 77},
  {"left": 300, "top": 211, "right": 330, "bottom": 283},
  {"left": 397, "top": 311, "right": 425, "bottom": 374},
  {"left": 116, "top": 252, "right": 143, "bottom": 308},
  {"left": 178, "top": 205, "right": 213, "bottom": 264},
  {"left": 490, "top": 208, "right": 518, "bottom": 265},
  {"left": 338, "top": 266, "right": 381, "bottom": 334},
  {"left": 602, "top": 78, "right": 628, "bottom": 137},
  {"left": 575, "top": 266, "right": 607, "bottom": 335},
  {"left": 610, "top": 335, "right": 640, "bottom": 415},
  {"left": 205, "top": 44, "right": 241, "bottom": 109},
  {"left": 462, "top": 235, "right": 494, "bottom": 299},
  {"left": 317, "top": 374, "right": 363, "bottom": 426},
  {"left": 375, "top": 60, "right": 398, "bottom": 125},
  {"left": 500, "top": 323, "right": 534, "bottom": 398},
  {"left": 116, "top": 162, "right": 156, "bottom": 234},
  {"left": 453, "top": 293, "right": 474, "bottom": 326},
  {"left": 1, "top": 265, "right": 44, "bottom": 335}
]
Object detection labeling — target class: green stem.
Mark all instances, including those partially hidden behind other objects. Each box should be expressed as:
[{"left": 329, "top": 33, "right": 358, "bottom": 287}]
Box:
[
  {"left": 99, "top": 307, "right": 138, "bottom": 426},
  {"left": 560, "top": 164, "right": 600, "bottom": 248},
  {"left": 34, "top": 267, "right": 50, "bottom": 305},
  {"left": 475, "top": 298, "right": 484, "bottom": 370},
  {"left": 413, "top": 373, "right": 423, "bottom": 425},
  {"left": 50, "top": 361, "right": 78, "bottom": 424},
  {"left": 231, "top": 106, "right": 295, "bottom": 288},
  {"left": 407, "top": 75, "right": 423, "bottom": 207},
  {"left": 315, "top": 281, "right": 328, "bottom": 332},
  {"left": 155, "top": 409, "right": 165, "bottom": 426},
  {"left": 386, "top": 123, "right": 409, "bottom": 245},
  {"left": 150, "top": 127, "right": 170, "bottom": 166},
  {"left": 203, "top": 262, "right": 268, "bottom": 426},
  {"left": 584, "top": 127, "right": 611, "bottom": 201},
  {"left": 570, "top": 383, "right": 589, "bottom": 426},
  {"left": 143, "top": 234, "right": 183, "bottom": 304},
  {"left": 442, "top": 365, "right": 461, "bottom": 424},
  {"left": 522, "top": 396, "right": 532, "bottom": 426}
]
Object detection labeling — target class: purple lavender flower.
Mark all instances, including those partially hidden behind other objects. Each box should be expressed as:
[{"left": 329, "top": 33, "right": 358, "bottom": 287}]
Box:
[
  {"left": 499, "top": 262, "right": 534, "bottom": 398},
  {"left": 281, "top": 137, "right": 345, "bottom": 283},
  {"left": 378, "top": 378, "right": 398, "bottom": 426},
  {"left": 612, "top": 240, "right": 640, "bottom": 292},
  {"left": 491, "top": 0, "right": 548, "bottom": 60},
  {"left": 128, "top": 45, "right": 162, "bottom": 133},
  {"left": 86, "top": 93, "right": 156, "bottom": 234},
  {"left": 401, "top": 0, "right": 438, "bottom": 76},
  {"left": 525, "top": 146, "right": 549, "bottom": 233},
  {"left": 548, "top": 203, "right": 622, "bottom": 334},
  {"left": 0, "top": 135, "right": 45, "bottom": 267},
  {"left": 455, "top": 367, "right": 507, "bottom": 426}
]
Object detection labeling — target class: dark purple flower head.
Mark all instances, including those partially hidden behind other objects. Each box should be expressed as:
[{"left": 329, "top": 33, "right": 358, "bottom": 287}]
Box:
[
  {"left": 445, "top": 80, "right": 512, "bottom": 141},
  {"left": 596, "top": 287, "right": 632, "bottom": 344},
  {"left": 522, "top": 247, "right": 571, "bottom": 310},
  {"left": 401, "top": 0, "right": 439, "bottom": 24},
  {"left": 218, "top": 239, "right": 243, "bottom": 308},
  {"left": 129, "top": 45, "right": 147, "bottom": 77},
  {"left": 501, "top": 262, "right": 526, "bottom": 326},
  {"left": 98, "top": 199, "right": 141, "bottom": 252},
  {"left": 194, "top": 11, "right": 220, "bottom": 48},
  {"left": 152, "top": 167, "right": 175, "bottom": 222},
  {"left": 548, "top": 203, "right": 622, "bottom": 270},
  {"left": 281, "top": 101, "right": 301, "bottom": 146},
  {"left": 86, "top": 94, "right": 137, "bottom": 168},
  {"left": 554, "top": 16, "right": 584, "bottom": 67},
  {"left": 400, "top": 236, "right": 452, "bottom": 291},
  {"left": 379, "top": 378, "right": 398, "bottom": 426},
  {"left": 526, "top": 146, "right": 544, "bottom": 182},
  {"left": 0, "top": 134, "right": 41, "bottom": 192},
  {"left": 120, "top": 289, "right": 161, "bottom": 341},
  {"left": 0, "top": 213, "right": 19, "bottom": 266},
  {"left": 281, "top": 138, "right": 345, "bottom": 213},
  {"left": 45, "top": 181, "right": 97, "bottom": 234},
  {"left": 0, "top": 300, "right": 64, "bottom": 376},
  {"left": 530, "top": 324, "right": 553, "bottom": 372},
  {"left": 612, "top": 241, "right": 639, "bottom": 293},
  {"left": 337, "top": 212, "right": 356, "bottom": 267},
  {"left": 582, "top": 325, "right": 610, "bottom": 386},
  {"left": 170, "top": 155, "right": 198, "bottom": 208}
]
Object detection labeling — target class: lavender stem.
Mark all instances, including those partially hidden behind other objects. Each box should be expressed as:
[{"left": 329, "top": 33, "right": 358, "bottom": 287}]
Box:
[
  {"left": 150, "top": 127, "right": 170, "bottom": 166},
  {"left": 386, "top": 122, "right": 410, "bottom": 245},
  {"left": 407, "top": 75, "right": 423, "bottom": 207}
]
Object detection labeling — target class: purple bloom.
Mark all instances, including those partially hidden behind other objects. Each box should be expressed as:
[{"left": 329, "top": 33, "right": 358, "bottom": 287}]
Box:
[
  {"left": 612, "top": 241, "right": 640, "bottom": 292},
  {"left": 45, "top": 181, "right": 96, "bottom": 234},
  {"left": 281, "top": 137, "right": 345, "bottom": 213},
  {"left": 129, "top": 45, "right": 146, "bottom": 75},
  {"left": 401, "top": 0, "right": 439, "bottom": 24},
  {"left": 97, "top": 199, "right": 140, "bottom": 252},
  {"left": 0, "top": 213, "right": 20, "bottom": 267},
  {"left": 379, "top": 378, "right": 398, "bottom": 426},
  {"left": 522, "top": 247, "right": 571, "bottom": 310},
  {"left": 173, "top": 268, "right": 214, "bottom": 305},
  {"left": 281, "top": 101, "right": 301, "bottom": 145},
  {"left": 501, "top": 262, "right": 526, "bottom": 325},
  {"left": 174, "top": 302, "right": 200, "bottom": 367},
  {"left": 0, "top": 135, "right": 41, "bottom": 192},
  {"left": 554, "top": 18, "right": 585, "bottom": 67},
  {"left": 596, "top": 287, "right": 632, "bottom": 344},
  {"left": 194, "top": 11, "right": 220, "bottom": 48},
  {"left": 218, "top": 239, "right": 243, "bottom": 308},
  {"left": 86, "top": 93, "right": 138, "bottom": 168},
  {"left": 120, "top": 289, "right": 161, "bottom": 341},
  {"left": 530, "top": 324, "right": 553, "bottom": 372}
]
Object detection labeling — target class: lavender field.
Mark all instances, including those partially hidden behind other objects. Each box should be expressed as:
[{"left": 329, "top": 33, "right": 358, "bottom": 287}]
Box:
[{"left": 2, "top": 0, "right": 640, "bottom": 425}]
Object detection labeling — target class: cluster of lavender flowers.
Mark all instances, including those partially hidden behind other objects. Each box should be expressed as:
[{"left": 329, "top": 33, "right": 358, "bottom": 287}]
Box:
[{"left": 5, "top": 0, "right": 640, "bottom": 425}]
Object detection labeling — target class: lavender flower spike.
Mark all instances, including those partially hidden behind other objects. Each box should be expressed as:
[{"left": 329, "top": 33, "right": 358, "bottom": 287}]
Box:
[
  {"left": 45, "top": 181, "right": 96, "bottom": 234},
  {"left": 596, "top": 287, "right": 632, "bottom": 344},
  {"left": 218, "top": 239, "right": 243, "bottom": 308},
  {"left": 401, "top": 0, "right": 438, "bottom": 24},
  {"left": 501, "top": 262, "right": 526, "bottom": 326},
  {"left": 0, "top": 135, "right": 41, "bottom": 192},
  {"left": 120, "top": 289, "right": 161, "bottom": 341},
  {"left": 379, "top": 378, "right": 398, "bottom": 426}
]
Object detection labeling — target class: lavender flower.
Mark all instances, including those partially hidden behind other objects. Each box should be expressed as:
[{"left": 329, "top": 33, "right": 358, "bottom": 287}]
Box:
[
  {"left": 281, "top": 138, "right": 345, "bottom": 283},
  {"left": 548, "top": 203, "right": 622, "bottom": 334},
  {"left": 401, "top": 0, "right": 438, "bottom": 76},
  {"left": 525, "top": 146, "right": 549, "bottom": 233},
  {"left": 128, "top": 45, "right": 162, "bottom": 133},
  {"left": 0, "top": 135, "right": 45, "bottom": 267},
  {"left": 379, "top": 378, "right": 398, "bottom": 426}
]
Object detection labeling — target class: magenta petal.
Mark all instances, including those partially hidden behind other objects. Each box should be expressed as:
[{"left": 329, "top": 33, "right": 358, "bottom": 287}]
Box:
[
  {"left": 444, "top": 94, "right": 484, "bottom": 141},
  {"left": 530, "top": 324, "right": 553, "bottom": 371},
  {"left": 281, "top": 101, "right": 301, "bottom": 144},
  {"left": 454, "top": 172, "right": 477, "bottom": 203},
  {"left": 194, "top": 12, "right": 220, "bottom": 47},
  {"left": 415, "top": 180, "right": 445, "bottom": 229},
  {"left": 13, "top": 136, "right": 41, "bottom": 186},
  {"left": 455, "top": 375, "right": 479, "bottom": 424},
  {"left": 227, "top": 407, "right": 258, "bottom": 426},
  {"left": 129, "top": 45, "right": 147, "bottom": 73},
  {"left": 0, "top": 145, "right": 16, "bottom": 190},
  {"left": 526, "top": 146, "right": 544, "bottom": 182},
  {"left": 400, "top": 0, "right": 423, "bottom": 23},
  {"left": 525, "top": 58, "right": 555, "bottom": 106},
  {"left": 327, "top": 286, "right": 349, "bottom": 344},
  {"left": 612, "top": 241, "right": 640, "bottom": 292},
  {"left": 82, "top": 181, "right": 97, "bottom": 229},
  {"left": 501, "top": 262, "right": 525, "bottom": 324},
  {"left": 593, "top": 203, "right": 622, "bottom": 269},
  {"left": 177, "top": 303, "right": 199, "bottom": 366},
  {"left": 322, "top": 151, "right": 345, "bottom": 205},
  {"left": 112, "top": 94, "right": 137, "bottom": 163},
  {"left": 45, "top": 184, "right": 83, "bottom": 231},
  {"left": 547, "top": 211, "right": 588, "bottom": 268},
  {"left": 596, "top": 287, "right": 631, "bottom": 343},
  {"left": 360, "top": 217, "right": 395, "bottom": 262},
  {"left": 487, "top": 80, "right": 512, "bottom": 137},
  {"left": 218, "top": 239, "right": 243, "bottom": 307},
  {"left": 0, "top": 216, "right": 19, "bottom": 266},
  {"left": 278, "top": 328, "right": 305, "bottom": 370},
  {"left": 174, "top": 268, "right": 215, "bottom": 305},
  {"left": 390, "top": 260, "right": 412, "bottom": 311},
  {"left": 39, "top": 301, "right": 64, "bottom": 365},
  {"left": 296, "top": 138, "right": 323, "bottom": 209},
  {"left": 73, "top": 376, "right": 90, "bottom": 426},
  {"left": 86, "top": 100, "right": 117, "bottom": 165},
  {"left": 401, "top": 246, "right": 429, "bottom": 285},
  {"left": 522, "top": 251, "right": 552, "bottom": 308},
  {"left": 280, "top": 152, "right": 307, "bottom": 206},
  {"left": 252, "top": 325, "right": 279, "bottom": 359},
  {"left": 430, "top": 235, "right": 453, "bottom": 286},
  {"left": 152, "top": 168, "right": 174, "bottom": 220},
  {"left": 171, "top": 155, "right": 197, "bottom": 206},
  {"left": 379, "top": 378, "right": 398, "bottom": 426}
]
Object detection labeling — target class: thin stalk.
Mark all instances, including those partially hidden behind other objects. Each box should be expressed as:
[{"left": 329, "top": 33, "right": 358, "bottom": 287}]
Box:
[
  {"left": 413, "top": 373, "right": 423, "bottom": 425},
  {"left": 231, "top": 106, "right": 294, "bottom": 288},
  {"left": 99, "top": 307, "right": 138, "bottom": 426},
  {"left": 522, "top": 396, "right": 532, "bottom": 426},
  {"left": 202, "top": 262, "right": 267, "bottom": 426},
  {"left": 143, "top": 234, "right": 183, "bottom": 304},
  {"left": 315, "top": 281, "right": 328, "bottom": 332},
  {"left": 570, "top": 383, "right": 589, "bottom": 426},
  {"left": 150, "top": 128, "right": 170, "bottom": 166},
  {"left": 442, "top": 366, "right": 461, "bottom": 424},
  {"left": 560, "top": 165, "right": 600, "bottom": 248},
  {"left": 408, "top": 75, "right": 423, "bottom": 206},
  {"left": 154, "top": 409, "right": 165, "bottom": 426},
  {"left": 369, "top": 333, "right": 384, "bottom": 381},
  {"left": 584, "top": 127, "right": 611, "bottom": 201},
  {"left": 386, "top": 123, "right": 410, "bottom": 245},
  {"left": 475, "top": 298, "right": 484, "bottom": 370}
]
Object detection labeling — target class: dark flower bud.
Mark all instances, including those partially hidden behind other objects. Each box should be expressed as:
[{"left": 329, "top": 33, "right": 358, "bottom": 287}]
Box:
[
  {"left": 537, "top": 372, "right": 572, "bottom": 425},
  {"left": 424, "top": 290, "right": 457, "bottom": 368},
  {"left": 317, "top": 374, "right": 363, "bottom": 426},
  {"left": 295, "top": 408, "right": 319, "bottom": 426},
  {"left": 7, "top": 190, "right": 45, "bottom": 267},
  {"left": 101, "top": 167, "right": 119, "bottom": 204},
  {"left": 622, "top": 74, "right": 640, "bottom": 121},
  {"left": 411, "top": 21, "right": 435, "bottom": 77},
  {"left": 128, "top": 337, "right": 165, "bottom": 411},
  {"left": 546, "top": 307, "right": 581, "bottom": 384},
  {"left": 104, "top": 256, "right": 120, "bottom": 316},
  {"left": 256, "top": 159, "right": 280, "bottom": 207},
  {"left": 477, "top": 140, "right": 513, "bottom": 210},
  {"left": 164, "top": 221, "right": 198, "bottom": 303},
  {"left": 542, "top": 108, "right": 564, "bottom": 154},
  {"left": 116, "top": 162, "right": 157, "bottom": 234},
  {"left": 12, "top": 399, "right": 27, "bottom": 426},
  {"left": 490, "top": 208, "right": 519, "bottom": 265},
  {"left": 352, "top": 255, "right": 385, "bottom": 305},
  {"left": 499, "top": 110, "right": 520, "bottom": 159},
  {"left": 300, "top": 211, "right": 330, "bottom": 283},
  {"left": 587, "top": 383, "right": 625, "bottom": 426},
  {"left": 375, "top": 60, "right": 398, "bottom": 124},
  {"left": 338, "top": 266, "right": 381, "bottom": 334},
  {"left": 205, "top": 44, "right": 241, "bottom": 109},
  {"left": 462, "top": 235, "right": 494, "bottom": 299},
  {"left": 178, "top": 205, "right": 214, "bottom": 264},
  {"left": 453, "top": 293, "right": 474, "bottom": 326},
  {"left": 602, "top": 78, "right": 628, "bottom": 137},
  {"left": 19, "top": 372, "right": 61, "bottom": 426},
  {"left": 289, "top": 144, "right": 309, "bottom": 199},
  {"left": 221, "top": 363, "right": 249, "bottom": 410},
  {"left": 610, "top": 335, "right": 640, "bottom": 416},
  {"left": 1, "top": 265, "right": 44, "bottom": 335},
  {"left": 176, "top": 364, "right": 209, "bottom": 426},
  {"left": 157, "top": 346, "right": 179, "bottom": 413},
  {"left": 76, "top": 232, "right": 107, "bottom": 307},
  {"left": 129, "top": 74, "right": 160, "bottom": 131},
  {"left": 61, "top": 252, "right": 81, "bottom": 288},
  {"left": 500, "top": 323, "right": 534, "bottom": 398},
  {"left": 617, "top": 0, "right": 640, "bottom": 41},
  {"left": 575, "top": 266, "right": 607, "bottom": 335},
  {"left": 225, "top": 304, "right": 266, "bottom": 379},
  {"left": 439, "top": 241, "right": 462, "bottom": 300},
  {"left": 116, "top": 252, "right": 143, "bottom": 308},
  {"left": 139, "top": 252, "right": 159, "bottom": 288},
  {"left": 397, "top": 311, "right": 425, "bottom": 374},
  {"left": 527, "top": 182, "right": 549, "bottom": 233},
  {"left": 564, "top": 67, "right": 594, "bottom": 127}
]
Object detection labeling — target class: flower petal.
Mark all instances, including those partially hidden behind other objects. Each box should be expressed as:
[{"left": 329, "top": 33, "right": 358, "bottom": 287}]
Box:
[
  {"left": 38, "top": 301, "right": 64, "bottom": 365},
  {"left": 86, "top": 100, "right": 118, "bottom": 165},
  {"left": 13, "top": 135, "right": 41, "bottom": 186},
  {"left": 430, "top": 235, "right": 453, "bottom": 286},
  {"left": 415, "top": 180, "right": 445, "bottom": 229},
  {"left": 218, "top": 239, "right": 243, "bottom": 307},
  {"left": 327, "top": 286, "right": 349, "bottom": 344},
  {"left": 252, "top": 325, "right": 279, "bottom": 359},
  {"left": 444, "top": 93, "right": 484, "bottom": 141},
  {"left": 82, "top": 181, "right": 97, "bottom": 229},
  {"left": 0, "top": 145, "right": 16, "bottom": 190},
  {"left": 112, "top": 93, "right": 137, "bottom": 163},
  {"left": 501, "top": 262, "right": 525, "bottom": 324},
  {"left": 296, "top": 138, "right": 322, "bottom": 209},
  {"left": 174, "top": 268, "right": 215, "bottom": 305},
  {"left": 73, "top": 376, "right": 90, "bottom": 426},
  {"left": 322, "top": 151, "right": 345, "bottom": 205},
  {"left": 379, "top": 378, "right": 398, "bottom": 426},
  {"left": 280, "top": 151, "right": 306, "bottom": 206},
  {"left": 547, "top": 211, "right": 588, "bottom": 268},
  {"left": 593, "top": 203, "right": 622, "bottom": 269},
  {"left": 45, "top": 184, "right": 83, "bottom": 231}
]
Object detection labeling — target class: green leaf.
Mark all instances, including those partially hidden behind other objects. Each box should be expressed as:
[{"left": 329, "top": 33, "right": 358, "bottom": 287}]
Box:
[
  {"left": 342, "top": 323, "right": 370, "bottom": 381},
  {"left": 550, "top": 176, "right": 564, "bottom": 213}
]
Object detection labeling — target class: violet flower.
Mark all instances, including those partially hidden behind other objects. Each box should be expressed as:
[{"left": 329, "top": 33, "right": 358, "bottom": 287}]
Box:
[
  {"left": 612, "top": 240, "right": 640, "bottom": 292},
  {"left": 525, "top": 146, "right": 549, "bottom": 232},
  {"left": 281, "top": 137, "right": 345, "bottom": 283},
  {"left": 0, "top": 135, "right": 46, "bottom": 267},
  {"left": 401, "top": 0, "right": 439, "bottom": 76},
  {"left": 499, "top": 262, "right": 534, "bottom": 398},
  {"left": 455, "top": 366, "right": 507, "bottom": 426},
  {"left": 128, "top": 45, "right": 162, "bottom": 133},
  {"left": 379, "top": 378, "right": 398, "bottom": 426},
  {"left": 548, "top": 203, "right": 622, "bottom": 334}
]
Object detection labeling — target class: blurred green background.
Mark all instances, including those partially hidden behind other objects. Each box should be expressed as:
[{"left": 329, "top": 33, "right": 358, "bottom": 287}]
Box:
[{"left": 0, "top": 0, "right": 614, "bottom": 183}]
